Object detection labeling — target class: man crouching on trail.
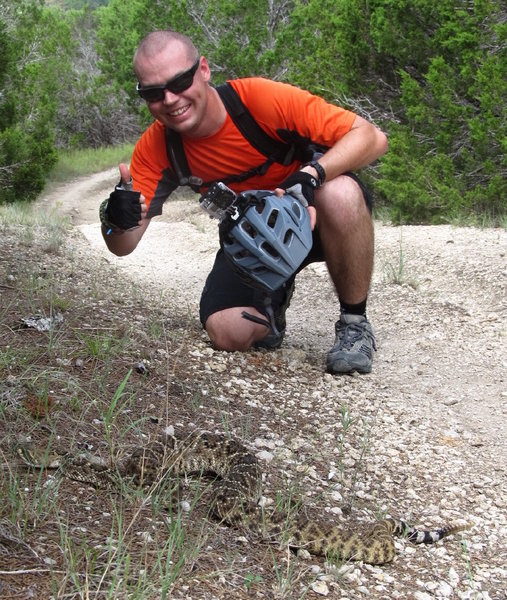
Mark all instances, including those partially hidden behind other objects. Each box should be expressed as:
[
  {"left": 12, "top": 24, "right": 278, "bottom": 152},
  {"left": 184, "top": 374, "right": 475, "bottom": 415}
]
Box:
[{"left": 100, "top": 30, "right": 388, "bottom": 375}]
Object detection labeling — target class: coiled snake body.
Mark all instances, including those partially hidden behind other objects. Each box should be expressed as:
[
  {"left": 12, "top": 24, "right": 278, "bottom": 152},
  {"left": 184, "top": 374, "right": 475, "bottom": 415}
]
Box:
[{"left": 18, "top": 430, "right": 467, "bottom": 564}]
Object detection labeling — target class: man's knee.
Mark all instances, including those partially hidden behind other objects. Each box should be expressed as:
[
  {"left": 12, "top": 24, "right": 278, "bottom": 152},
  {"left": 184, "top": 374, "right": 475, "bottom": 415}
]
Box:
[
  {"left": 316, "top": 175, "right": 371, "bottom": 227},
  {"left": 319, "top": 174, "right": 367, "bottom": 204},
  {"left": 206, "top": 314, "right": 241, "bottom": 351},
  {"left": 205, "top": 309, "right": 261, "bottom": 352}
]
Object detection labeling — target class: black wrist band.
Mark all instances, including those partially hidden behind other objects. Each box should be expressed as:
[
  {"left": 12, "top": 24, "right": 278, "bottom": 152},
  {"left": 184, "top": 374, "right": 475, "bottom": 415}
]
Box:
[
  {"left": 305, "top": 160, "right": 326, "bottom": 186},
  {"left": 99, "top": 198, "right": 121, "bottom": 235}
]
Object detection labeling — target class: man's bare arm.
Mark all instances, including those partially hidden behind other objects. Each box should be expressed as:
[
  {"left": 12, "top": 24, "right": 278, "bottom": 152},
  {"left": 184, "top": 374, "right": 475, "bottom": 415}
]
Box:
[
  {"left": 101, "top": 216, "right": 150, "bottom": 256},
  {"left": 101, "top": 162, "right": 150, "bottom": 256},
  {"left": 314, "top": 115, "right": 388, "bottom": 180}
]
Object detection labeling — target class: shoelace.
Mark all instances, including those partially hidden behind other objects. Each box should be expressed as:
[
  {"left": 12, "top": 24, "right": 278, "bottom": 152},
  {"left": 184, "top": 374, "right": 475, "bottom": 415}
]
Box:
[{"left": 336, "top": 322, "right": 376, "bottom": 351}]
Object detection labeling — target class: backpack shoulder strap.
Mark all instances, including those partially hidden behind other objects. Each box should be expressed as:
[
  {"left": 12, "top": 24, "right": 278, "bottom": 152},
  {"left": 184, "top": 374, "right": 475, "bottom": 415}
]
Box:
[
  {"left": 164, "top": 128, "right": 202, "bottom": 192},
  {"left": 216, "top": 82, "right": 296, "bottom": 165}
]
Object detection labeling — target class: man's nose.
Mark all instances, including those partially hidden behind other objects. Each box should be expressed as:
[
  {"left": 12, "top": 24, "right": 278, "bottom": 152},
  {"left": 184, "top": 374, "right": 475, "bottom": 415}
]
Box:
[{"left": 162, "top": 88, "right": 180, "bottom": 104}]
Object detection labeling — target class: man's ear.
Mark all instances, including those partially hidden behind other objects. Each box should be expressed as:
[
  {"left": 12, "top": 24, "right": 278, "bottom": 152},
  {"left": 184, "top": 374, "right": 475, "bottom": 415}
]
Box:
[{"left": 199, "top": 56, "right": 211, "bottom": 83}]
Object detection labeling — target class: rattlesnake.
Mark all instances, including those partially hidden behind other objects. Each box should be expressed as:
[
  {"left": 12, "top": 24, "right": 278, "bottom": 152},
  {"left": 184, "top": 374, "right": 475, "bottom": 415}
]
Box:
[{"left": 17, "top": 430, "right": 468, "bottom": 564}]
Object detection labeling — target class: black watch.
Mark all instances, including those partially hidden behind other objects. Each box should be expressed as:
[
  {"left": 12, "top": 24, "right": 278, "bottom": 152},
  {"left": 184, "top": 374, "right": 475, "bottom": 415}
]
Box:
[{"left": 305, "top": 160, "right": 326, "bottom": 186}]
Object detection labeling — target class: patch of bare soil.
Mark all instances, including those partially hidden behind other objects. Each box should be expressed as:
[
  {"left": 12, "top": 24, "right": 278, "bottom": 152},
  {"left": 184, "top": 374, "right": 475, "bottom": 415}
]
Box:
[{"left": 0, "top": 171, "right": 505, "bottom": 599}]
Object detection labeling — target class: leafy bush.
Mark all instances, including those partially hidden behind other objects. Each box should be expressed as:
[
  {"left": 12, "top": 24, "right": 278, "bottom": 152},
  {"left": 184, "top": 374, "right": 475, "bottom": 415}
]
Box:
[
  {"left": 277, "top": 0, "right": 506, "bottom": 223},
  {"left": 0, "top": 1, "right": 68, "bottom": 203},
  {"left": 54, "top": 9, "right": 140, "bottom": 149}
]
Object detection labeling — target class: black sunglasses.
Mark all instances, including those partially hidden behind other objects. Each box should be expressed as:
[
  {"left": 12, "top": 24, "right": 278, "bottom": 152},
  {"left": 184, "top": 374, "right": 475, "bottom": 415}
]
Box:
[{"left": 136, "top": 59, "right": 200, "bottom": 103}]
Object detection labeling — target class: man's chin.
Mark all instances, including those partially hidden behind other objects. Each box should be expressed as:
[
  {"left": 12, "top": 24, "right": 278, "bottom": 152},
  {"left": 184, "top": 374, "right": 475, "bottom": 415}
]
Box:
[{"left": 163, "top": 117, "right": 195, "bottom": 134}]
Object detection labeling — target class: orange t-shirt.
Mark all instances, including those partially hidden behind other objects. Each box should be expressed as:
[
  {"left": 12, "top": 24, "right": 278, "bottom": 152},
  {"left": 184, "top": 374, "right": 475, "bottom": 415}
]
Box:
[{"left": 130, "top": 77, "right": 356, "bottom": 216}]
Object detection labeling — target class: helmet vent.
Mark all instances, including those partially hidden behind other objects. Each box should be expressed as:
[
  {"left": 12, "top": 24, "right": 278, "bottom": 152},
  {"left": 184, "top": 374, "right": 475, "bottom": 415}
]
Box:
[
  {"left": 261, "top": 242, "right": 280, "bottom": 258},
  {"left": 254, "top": 200, "right": 266, "bottom": 214},
  {"left": 240, "top": 221, "right": 257, "bottom": 239},
  {"left": 283, "top": 230, "right": 294, "bottom": 245},
  {"left": 267, "top": 209, "right": 279, "bottom": 229},
  {"left": 291, "top": 202, "right": 302, "bottom": 219},
  {"left": 236, "top": 248, "right": 252, "bottom": 259}
]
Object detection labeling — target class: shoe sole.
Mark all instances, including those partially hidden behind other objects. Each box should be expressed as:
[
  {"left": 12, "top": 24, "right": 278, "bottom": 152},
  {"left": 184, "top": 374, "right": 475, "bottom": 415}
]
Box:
[{"left": 326, "top": 356, "right": 372, "bottom": 374}]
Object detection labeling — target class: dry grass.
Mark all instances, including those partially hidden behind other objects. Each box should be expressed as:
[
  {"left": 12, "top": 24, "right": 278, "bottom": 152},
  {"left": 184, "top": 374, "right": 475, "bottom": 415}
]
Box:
[
  {"left": 1, "top": 206, "right": 490, "bottom": 599},
  {"left": 0, "top": 210, "right": 326, "bottom": 599}
]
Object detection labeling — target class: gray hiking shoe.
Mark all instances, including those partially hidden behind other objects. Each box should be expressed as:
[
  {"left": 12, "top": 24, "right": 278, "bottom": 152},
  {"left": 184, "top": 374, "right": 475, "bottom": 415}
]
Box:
[
  {"left": 326, "top": 313, "right": 376, "bottom": 374},
  {"left": 254, "top": 280, "right": 295, "bottom": 350}
]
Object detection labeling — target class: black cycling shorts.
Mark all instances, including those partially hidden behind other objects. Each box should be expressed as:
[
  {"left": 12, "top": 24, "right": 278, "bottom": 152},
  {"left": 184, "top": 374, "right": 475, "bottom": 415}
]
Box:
[{"left": 199, "top": 172, "right": 372, "bottom": 326}]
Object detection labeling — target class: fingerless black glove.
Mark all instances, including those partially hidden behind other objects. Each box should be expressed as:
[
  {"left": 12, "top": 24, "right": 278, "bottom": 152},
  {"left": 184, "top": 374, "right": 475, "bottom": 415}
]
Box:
[
  {"left": 100, "top": 182, "right": 141, "bottom": 231},
  {"left": 279, "top": 171, "right": 319, "bottom": 207}
]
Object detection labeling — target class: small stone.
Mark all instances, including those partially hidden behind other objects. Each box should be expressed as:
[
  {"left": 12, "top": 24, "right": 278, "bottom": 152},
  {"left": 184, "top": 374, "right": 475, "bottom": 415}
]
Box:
[
  {"left": 208, "top": 361, "right": 227, "bottom": 372},
  {"left": 136, "top": 359, "right": 150, "bottom": 374},
  {"left": 139, "top": 531, "right": 154, "bottom": 543},
  {"left": 332, "top": 564, "right": 355, "bottom": 578},
  {"left": 256, "top": 450, "right": 274, "bottom": 462},
  {"left": 438, "top": 581, "right": 453, "bottom": 597},
  {"left": 56, "top": 358, "right": 72, "bottom": 367},
  {"left": 258, "top": 496, "right": 273, "bottom": 508},
  {"left": 5, "top": 375, "right": 17, "bottom": 386},
  {"left": 448, "top": 566, "right": 460, "bottom": 587},
  {"left": 470, "top": 438, "right": 485, "bottom": 447},
  {"left": 443, "top": 397, "right": 459, "bottom": 406},
  {"left": 254, "top": 438, "right": 275, "bottom": 449},
  {"left": 311, "top": 580, "right": 329, "bottom": 596},
  {"left": 21, "top": 313, "right": 64, "bottom": 332}
]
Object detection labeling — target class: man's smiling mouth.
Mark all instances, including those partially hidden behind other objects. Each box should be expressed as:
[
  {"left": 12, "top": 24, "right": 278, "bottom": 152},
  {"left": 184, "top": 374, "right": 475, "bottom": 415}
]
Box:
[{"left": 169, "top": 105, "right": 190, "bottom": 117}]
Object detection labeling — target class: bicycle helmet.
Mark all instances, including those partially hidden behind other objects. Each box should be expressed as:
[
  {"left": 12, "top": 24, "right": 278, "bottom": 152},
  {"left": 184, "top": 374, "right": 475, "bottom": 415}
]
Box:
[{"left": 220, "top": 190, "right": 313, "bottom": 292}]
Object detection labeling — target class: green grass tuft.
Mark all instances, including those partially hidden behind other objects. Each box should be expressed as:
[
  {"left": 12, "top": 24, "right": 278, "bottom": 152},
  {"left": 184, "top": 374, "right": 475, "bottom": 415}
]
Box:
[{"left": 48, "top": 143, "right": 135, "bottom": 184}]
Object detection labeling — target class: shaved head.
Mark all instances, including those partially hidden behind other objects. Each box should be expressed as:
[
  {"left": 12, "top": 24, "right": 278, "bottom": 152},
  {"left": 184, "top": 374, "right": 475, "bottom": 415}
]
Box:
[{"left": 134, "top": 31, "right": 198, "bottom": 75}]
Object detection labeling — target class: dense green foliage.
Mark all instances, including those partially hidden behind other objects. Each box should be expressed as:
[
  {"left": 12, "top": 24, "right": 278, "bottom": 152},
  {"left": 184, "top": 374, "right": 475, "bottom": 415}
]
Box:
[
  {"left": 278, "top": 0, "right": 506, "bottom": 222},
  {"left": 54, "top": 9, "right": 140, "bottom": 149},
  {"left": 1, "top": 0, "right": 505, "bottom": 223},
  {"left": 0, "top": 0, "right": 68, "bottom": 203},
  {"left": 0, "top": 0, "right": 137, "bottom": 203}
]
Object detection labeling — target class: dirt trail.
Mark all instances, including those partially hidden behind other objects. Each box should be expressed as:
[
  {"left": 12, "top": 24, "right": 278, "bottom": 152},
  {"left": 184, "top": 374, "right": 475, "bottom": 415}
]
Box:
[{"left": 39, "top": 170, "right": 507, "bottom": 454}]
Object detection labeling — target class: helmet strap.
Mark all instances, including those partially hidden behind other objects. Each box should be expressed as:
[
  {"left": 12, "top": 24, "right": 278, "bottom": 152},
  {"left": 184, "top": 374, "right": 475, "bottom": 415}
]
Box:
[{"left": 241, "top": 297, "right": 280, "bottom": 336}]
